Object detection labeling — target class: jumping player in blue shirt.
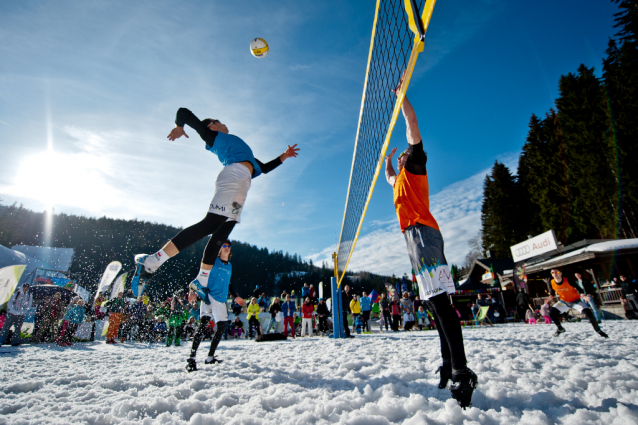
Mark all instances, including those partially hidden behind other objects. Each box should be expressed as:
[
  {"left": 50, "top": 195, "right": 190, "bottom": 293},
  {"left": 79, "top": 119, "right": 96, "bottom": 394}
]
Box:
[{"left": 135, "top": 107, "right": 299, "bottom": 291}]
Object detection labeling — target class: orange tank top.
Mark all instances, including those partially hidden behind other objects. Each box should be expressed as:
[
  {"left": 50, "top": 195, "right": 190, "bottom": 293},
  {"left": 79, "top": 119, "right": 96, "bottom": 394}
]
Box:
[
  {"left": 393, "top": 168, "right": 440, "bottom": 232},
  {"left": 551, "top": 277, "right": 581, "bottom": 303}
]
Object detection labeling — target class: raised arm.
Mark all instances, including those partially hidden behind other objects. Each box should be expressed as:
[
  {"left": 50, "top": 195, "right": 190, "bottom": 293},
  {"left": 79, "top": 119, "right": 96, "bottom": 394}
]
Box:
[
  {"left": 385, "top": 147, "right": 397, "bottom": 186},
  {"left": 256, "top": 144, "right": 300, "bottom": 174},
  {"left": 392, "top": 73, "right": 422, "bottom": 146},
  {"left": 167, "top": 108, "right": 218, "bottom": 147}
]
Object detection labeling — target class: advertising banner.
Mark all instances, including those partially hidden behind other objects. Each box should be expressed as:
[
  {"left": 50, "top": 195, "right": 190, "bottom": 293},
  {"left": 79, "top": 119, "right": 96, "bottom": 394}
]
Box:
[
  {"left": 0, "top": 264, "right": 27, "bottom": 306},
  {"left": 110, "top": 273, "right": 128, "bottom": 300},
  {"left": 510, "top": 230, "right": 558, "bottom": 262},
  {"left": 94, "top": 261, "right": 122, "bottom": 302}
]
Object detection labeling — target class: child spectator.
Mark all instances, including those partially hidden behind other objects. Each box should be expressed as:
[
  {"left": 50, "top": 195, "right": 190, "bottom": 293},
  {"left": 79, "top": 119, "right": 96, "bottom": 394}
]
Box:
[
  {"left": 416, "top": 306, "right": 428, "bottom": 330},
  {"left": 229, "top": 317, "right": 244, "bottom": 338},
  {"left": 301, "top": 297, "right": 314, "bottom": 337},
  {"left": 403, "top": 311, "right": 415, "bottom": 331},
  {"left": 540, "top": 299, "right": 552, "bottom": 324},
  {"left": 525, "top": 309, "right": 537, "bottom": 324}
]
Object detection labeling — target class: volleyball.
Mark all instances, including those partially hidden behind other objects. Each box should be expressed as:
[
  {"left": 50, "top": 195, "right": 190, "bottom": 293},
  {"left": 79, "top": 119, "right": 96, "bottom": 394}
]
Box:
[{"left": 250, "top": 38, "right": 269, "bottom": 58}]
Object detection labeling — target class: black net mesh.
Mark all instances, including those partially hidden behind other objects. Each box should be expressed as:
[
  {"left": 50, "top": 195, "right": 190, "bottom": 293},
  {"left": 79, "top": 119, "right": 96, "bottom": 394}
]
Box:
[{"left": 337, "top": 0, "right": 427, "bottom": 281}]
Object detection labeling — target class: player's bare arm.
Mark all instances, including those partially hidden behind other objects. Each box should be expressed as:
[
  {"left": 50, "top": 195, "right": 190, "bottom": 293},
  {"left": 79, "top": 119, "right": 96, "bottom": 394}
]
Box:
[
  {"left": 168, "top": 126, "right": 189, "bottom": 141},
  {"left": 385, "top": 147, "right": 397, "bottom": 186},
  {"left": 392, "top": 72, "right": 422, "bottom": 146},
  {"left": 279, "top": 144, "right": 300, "bottom": 162}
]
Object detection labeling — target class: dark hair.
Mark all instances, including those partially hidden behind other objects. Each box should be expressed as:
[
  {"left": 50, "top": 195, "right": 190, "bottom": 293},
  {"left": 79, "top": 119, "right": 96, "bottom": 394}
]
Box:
[{"left": 201, "top": 118, "right": 220, "bottom": 127}]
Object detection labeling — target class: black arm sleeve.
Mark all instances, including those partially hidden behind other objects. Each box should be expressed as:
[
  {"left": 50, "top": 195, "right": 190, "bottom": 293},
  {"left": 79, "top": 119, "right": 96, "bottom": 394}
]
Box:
[
  {"left": 175, "top": 108, "right": 218, "bottom": 148},
  {"left": 228, "top": 284, "right": 238, "bottom": 300},
  {"left": 404, "top": 141, "right": 427, "bottom": 175},
  {"left": 255, "top": 157, "right": 283, "bottom": 174}
]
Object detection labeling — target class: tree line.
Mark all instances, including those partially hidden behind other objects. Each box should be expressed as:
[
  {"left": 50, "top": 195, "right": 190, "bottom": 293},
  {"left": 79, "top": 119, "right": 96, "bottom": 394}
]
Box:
[
  {"left": 0, "top": 203, "right": 390, "bottom": 300},
  {"left": 476, "top": 0, "right": 637, "bottom": 261}
]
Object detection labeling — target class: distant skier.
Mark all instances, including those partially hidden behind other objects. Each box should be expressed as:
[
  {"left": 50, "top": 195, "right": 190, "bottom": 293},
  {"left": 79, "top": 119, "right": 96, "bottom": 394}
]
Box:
[
  {"left": 135, "top": 107, "right": 299, "bottom": 291},
  {"left": 548, "top": 268, "right": 608, "bottom": 338},
  {"left": 385, "top": 74, "right": 476, "bottom": 408},
  {"left": 186, "top": 240, "right": 238, "bottom": 372}
]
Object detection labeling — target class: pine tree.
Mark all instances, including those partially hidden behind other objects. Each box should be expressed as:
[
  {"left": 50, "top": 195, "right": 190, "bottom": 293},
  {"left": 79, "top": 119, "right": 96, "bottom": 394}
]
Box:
[{"left": 480, "top": 161, "right": 520, "bottom": 258}]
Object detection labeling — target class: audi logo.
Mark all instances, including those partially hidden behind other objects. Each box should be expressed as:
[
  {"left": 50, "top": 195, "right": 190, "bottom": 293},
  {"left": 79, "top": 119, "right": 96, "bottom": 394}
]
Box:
[{"left": 515, "top": 246, "right": 531, "bottom": 256}]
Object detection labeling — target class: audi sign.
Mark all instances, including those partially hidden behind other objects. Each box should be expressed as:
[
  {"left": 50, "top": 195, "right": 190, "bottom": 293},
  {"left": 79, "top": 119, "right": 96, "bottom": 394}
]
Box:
[{"left": 510, "top": 230, "right": 558, "bottom": 262}]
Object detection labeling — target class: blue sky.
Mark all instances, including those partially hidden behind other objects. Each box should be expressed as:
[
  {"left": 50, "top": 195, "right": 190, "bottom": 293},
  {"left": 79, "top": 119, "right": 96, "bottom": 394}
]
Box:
[{"left": 0, "top": 0, "right": 621, "bottom": 276}]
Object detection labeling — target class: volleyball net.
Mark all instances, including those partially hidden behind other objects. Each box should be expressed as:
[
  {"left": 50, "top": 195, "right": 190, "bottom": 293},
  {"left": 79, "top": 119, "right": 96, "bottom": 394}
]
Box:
[{"left": 334, "top": 0, "right": 436, "bottom": 285}]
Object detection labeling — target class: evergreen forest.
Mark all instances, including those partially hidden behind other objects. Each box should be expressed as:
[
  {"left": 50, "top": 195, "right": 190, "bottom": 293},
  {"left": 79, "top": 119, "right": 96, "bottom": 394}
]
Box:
[
  {"left": 0, "top": 203, "right": 389, "bottom": 300},
  {"left": 478, "top": 0, "right": 637, "bottom": 260}
]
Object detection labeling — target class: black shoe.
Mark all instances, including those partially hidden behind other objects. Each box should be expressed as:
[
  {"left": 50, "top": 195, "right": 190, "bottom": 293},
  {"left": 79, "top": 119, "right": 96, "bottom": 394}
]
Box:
[
  {"left": 205, "top": 356, "right": 223, "bottom": 365},
  {"left": 450, "top": 369, "right": 478, "bottom": 409},
  {"left": 553, "top": 327, "right": 566, "bottom": 337},
  {"left": 597, "top": 330, "right": 609, "bottom": 338},
  {"left": 186, "top": 358, "right": 197, "bottom": 373},
  {"left": 435, "top": 364, "right": 453, "bottom": 389}
]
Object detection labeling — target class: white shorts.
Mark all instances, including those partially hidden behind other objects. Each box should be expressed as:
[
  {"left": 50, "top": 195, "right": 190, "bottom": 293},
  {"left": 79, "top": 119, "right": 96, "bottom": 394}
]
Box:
[
  {"left": 199, "top": 298, "right": 229, "bottom": 323},
  {"left": 208, "top": 163, "right": 252, "bottom": 223},
  {"left": 553, "top": 299, "right": 589, "bottom": 314}
]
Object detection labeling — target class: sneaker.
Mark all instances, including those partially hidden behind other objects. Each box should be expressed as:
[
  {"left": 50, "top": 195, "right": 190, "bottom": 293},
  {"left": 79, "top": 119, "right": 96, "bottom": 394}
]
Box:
[
  {"left": 186, "top": 358, "right": 197, "bottom": 373},
  {"left": 135, "top": 253, "right": 157, "bottom": 275},
  {"left": 435, "top": 364, "right": 453, "bottom": 389},
  {"left": 553, "top": 327, "right": 566, "bottom": 337},
  {"left": 204, "top": 356, "right": 223, "bottom": 365},
  {"left": 450, "top": 369, "right": 478, "bottom": 409},
  {"left": 597, "top": 330, "right": 609, "bottom": 338}
]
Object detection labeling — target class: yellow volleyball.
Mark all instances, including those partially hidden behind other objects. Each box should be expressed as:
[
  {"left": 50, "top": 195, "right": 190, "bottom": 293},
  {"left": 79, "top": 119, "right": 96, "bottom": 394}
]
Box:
[{"left": 250, "top": 38, "right": 269, "bottom": 58}]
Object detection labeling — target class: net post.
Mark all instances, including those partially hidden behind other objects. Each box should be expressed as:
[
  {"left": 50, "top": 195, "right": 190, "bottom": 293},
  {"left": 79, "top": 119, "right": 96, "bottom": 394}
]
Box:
[
  {"left": 330, "top": 276, "right": 343, "bottom": 339},
  {"left": 408, "top": 0, "right": 425, "bottom": 40}
]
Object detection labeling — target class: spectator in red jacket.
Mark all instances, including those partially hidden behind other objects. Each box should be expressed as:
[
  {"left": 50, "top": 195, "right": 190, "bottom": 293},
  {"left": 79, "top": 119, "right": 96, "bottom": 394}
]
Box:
[
  {"left": 309, "top": 285, "right": 318, "bottom": 304},
  {"left": 301, "top": 297, "right": 314, "bottom": 337},
  {"left": 390, "top": 295, "right": 402, "bottom": 332}
]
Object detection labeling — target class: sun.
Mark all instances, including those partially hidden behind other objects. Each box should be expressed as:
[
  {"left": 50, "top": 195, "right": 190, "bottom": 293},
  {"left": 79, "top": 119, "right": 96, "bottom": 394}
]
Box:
[{"left": 7, "top": 149, "right": 121, "bottom": 212}]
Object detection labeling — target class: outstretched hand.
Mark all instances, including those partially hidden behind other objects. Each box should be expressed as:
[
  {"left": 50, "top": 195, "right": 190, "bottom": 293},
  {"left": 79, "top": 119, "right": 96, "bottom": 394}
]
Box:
[
  {"left": 392, "top": 70, "right": 407, "bottom": 96},
  {"left": 386, "top": 147, "right": 397, "bottom": 161},
  {"left": 280, "top": 144, "right": 300, "bottom": 162},
  {"left": 167, "top": 126, "right": 189, "bottom": 141}
]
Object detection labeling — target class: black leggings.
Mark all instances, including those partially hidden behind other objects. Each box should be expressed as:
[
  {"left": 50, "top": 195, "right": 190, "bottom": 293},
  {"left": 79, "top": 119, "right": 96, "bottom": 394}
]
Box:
[
  {"left": 425, "top": 293, "right": 468, "bottom": 374},
  {"left": 171, "top": 213, "right": 236, "bottom": 265},
  {"left": 550, "top": 306, "right": 599, "bottom": 331},
  {"left": 190, "top": 317, "right": 228, "bottom": 358},
  {"left": 383, "top": 311, "right": 391, "bottom": 331}
]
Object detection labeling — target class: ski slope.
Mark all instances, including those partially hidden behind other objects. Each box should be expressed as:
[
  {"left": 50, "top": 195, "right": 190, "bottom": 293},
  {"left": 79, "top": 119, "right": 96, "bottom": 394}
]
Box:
[{"left": 1, "top": 321, "right": 637, "bottom": 424}]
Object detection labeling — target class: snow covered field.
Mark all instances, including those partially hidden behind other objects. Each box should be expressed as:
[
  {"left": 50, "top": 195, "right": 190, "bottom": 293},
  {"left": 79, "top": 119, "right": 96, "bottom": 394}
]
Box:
[{"left": 1, "top": 321, "right": 638, "bottom": 425}]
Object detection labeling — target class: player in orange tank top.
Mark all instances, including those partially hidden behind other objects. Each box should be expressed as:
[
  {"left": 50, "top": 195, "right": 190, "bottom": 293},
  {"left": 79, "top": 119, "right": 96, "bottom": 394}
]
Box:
[
  {"left": 384, "top": 72, "right": 476, "bottom": 409},
  {"left": 547, "top": 269, "right": 608, "bottom": 338}
]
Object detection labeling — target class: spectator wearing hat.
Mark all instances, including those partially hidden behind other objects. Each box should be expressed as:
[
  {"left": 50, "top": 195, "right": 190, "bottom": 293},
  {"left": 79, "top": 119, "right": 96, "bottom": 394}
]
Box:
[
  {"left": 57, "top": 297, "right": 86, "bottom": 346},
  {"left": 0, "top": 283, "right": 33, "bottom": 346}
]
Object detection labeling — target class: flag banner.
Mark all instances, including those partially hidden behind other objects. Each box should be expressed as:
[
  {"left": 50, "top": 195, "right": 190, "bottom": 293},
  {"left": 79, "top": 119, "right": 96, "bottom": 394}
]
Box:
[
  {"left": 94, "top": 261, "right": 122, "bottom": 302},
  {"left": 369, "top": 289, "right": 380, "bottom": 303},
  {"left": 0, "top": 265, "right": 27, "bottom": 306},
  {"left": 110, "top": 273, "right": 128, "bottom": 300}
]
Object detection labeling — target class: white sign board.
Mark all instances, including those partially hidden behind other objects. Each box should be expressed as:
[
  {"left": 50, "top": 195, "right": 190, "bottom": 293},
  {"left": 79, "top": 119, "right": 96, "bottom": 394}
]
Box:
[{"left": 510, "top": 230, "right": 558, "bottom": 262}]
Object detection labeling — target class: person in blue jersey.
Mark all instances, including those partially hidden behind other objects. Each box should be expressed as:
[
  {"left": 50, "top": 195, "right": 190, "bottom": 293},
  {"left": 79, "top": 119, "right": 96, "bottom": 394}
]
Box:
[
  {"left": 186, "top": 240, "right": 238, "bottom": 372},
  {"left": 135, "top": 107, "right": 299, "bottom": 290}
]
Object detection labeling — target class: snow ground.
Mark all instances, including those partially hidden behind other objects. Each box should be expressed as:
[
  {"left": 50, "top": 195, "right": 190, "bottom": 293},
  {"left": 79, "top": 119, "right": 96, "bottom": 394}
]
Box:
[{"left": 1, "top": 321, "right": 638, "bottom": 425}]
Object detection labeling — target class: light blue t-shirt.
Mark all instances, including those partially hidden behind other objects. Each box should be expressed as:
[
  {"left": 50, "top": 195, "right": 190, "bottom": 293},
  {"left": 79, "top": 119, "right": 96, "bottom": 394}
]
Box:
[
  {"left": 205, "top": 257, "right": 233, "bottom": 303},
  {"left": 206, "top": 133, "right": 262, "bottom": 178}
]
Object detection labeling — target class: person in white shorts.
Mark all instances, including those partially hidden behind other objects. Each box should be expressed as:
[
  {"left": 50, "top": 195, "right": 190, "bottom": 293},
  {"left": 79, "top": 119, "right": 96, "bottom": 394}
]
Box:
[
  {"left": 548, "top": 268, "right": 608, "bottom": 338},
  {"left": 135, "top": 107, "right": 299, "bottom": 290},
  {"left": 186, "top": 241, "right": 238, "bottom": 372}
]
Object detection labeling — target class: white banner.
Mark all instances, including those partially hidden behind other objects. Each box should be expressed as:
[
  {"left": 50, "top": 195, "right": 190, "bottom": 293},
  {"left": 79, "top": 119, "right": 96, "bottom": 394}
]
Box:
[
  {"left": 110, "top": 273, "right": 128, "bottom": 300},
  {"left": 0, "top": 265, "right": 27, "bottom": 306},
  {"left": 94, "top": 261, "right": 122, "bottom": 302},
  {"left": 510, "top": 230, "right": 558, "bottom": 262}
]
